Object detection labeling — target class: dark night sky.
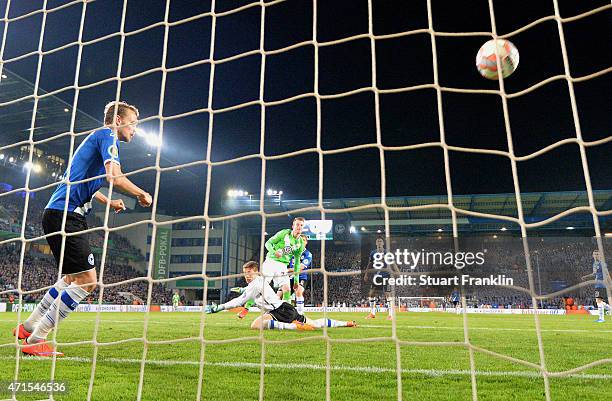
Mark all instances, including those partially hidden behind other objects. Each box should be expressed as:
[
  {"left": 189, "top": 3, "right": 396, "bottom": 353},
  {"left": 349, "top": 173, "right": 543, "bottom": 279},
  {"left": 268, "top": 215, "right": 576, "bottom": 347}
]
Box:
[{"left": 1, "top": 0, "right": 610, "bottom": 216}]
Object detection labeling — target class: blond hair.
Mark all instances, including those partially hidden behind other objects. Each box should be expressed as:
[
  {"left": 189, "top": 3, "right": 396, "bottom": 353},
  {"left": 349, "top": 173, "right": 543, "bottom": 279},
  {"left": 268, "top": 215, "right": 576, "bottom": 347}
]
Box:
[
  {"left": 242, "top": 261, "right": 259, "bottom": 270},
  {"left": 104, "top": 101, "right": 139, "bottom": 125}
]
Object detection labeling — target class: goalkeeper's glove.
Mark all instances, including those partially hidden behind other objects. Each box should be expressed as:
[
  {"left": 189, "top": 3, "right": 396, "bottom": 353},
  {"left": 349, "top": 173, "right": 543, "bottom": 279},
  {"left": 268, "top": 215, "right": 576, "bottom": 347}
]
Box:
[
  {"left": 230, "top": 287, "right": 246, "bottom": 294},
  {"left": 205, "top": 303, "right": 221, "bottom": 314}
]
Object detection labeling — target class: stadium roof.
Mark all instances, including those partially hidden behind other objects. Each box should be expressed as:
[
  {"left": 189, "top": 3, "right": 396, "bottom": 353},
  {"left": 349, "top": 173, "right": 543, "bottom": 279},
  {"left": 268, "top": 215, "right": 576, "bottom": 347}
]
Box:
[
  {"left": 0, "top": 68, "right": 100, "bottom": 150},
  {"left": 0, "top": 68, "right": 199, "bottom": 182},
  {"left": 224, "top": 190, "right": 612, "bottom": 234}
]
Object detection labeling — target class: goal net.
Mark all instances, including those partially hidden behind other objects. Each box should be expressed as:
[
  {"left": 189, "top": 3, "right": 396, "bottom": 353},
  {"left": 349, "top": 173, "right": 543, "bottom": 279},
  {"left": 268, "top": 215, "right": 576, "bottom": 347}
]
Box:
[{"left": 0, "top": 1, "right": 610, "bottom": 401}]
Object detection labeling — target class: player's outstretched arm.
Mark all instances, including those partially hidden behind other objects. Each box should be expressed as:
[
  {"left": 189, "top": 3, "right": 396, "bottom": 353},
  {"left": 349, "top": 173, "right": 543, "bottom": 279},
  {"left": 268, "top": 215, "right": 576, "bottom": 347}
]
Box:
[
  {"left": 230, "top": 287, "right": 246, "bottom": 294},
  {"left": 105, "top": 161, "right": 152, "bottom": 207},
  {"left": 94, "top": 191, "right": 126, "bottom": 214},
  {"left": 206, "top": 294, "right": 246, "bottom": 313}
]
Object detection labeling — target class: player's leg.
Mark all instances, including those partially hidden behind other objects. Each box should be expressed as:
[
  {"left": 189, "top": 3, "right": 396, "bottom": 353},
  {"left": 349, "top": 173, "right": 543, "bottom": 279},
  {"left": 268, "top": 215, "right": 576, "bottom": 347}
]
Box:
[
  {"left": 263, "top": 259, "right": 291, "bottom": 301},
  {"left": 27, "top": 213, "right": 96, "bottom": 348},
  {"left": 386, "top": 291, "right": 394, "bottom": 321},
  {"left": 261, "top": 259, "right": 279, "bottom": 287},
  {"left": 386, "top": 285, "right": 395, "bottom": 320},
  {"left": 273, "top": 269, "right": 291, "bottom": 303},
  {"left": 250, "top": 313, "right": 273, "bottom": 329},
  {"left": 295, "top": 282, "right": 305, "bottom": 314},
  {"left": 305, "top": 317, "right": 356, "bottom": 328},
  {"left": 594, "top": 288, "right": 608, "bottom": 322},
  {"left": 28, "top": 269, "right": 96, "bottom": 343},
  {"left": 366, "top": 287, "right": 377, "bottom": 319},
  {"left": 596, "top": 298, "right": 605, "bottom": 322},
  {"left": 16, "top": 210, "right": 69, "bottom": 339},
  {"left": 251, "top": 307, "right": 312, "bottom": 330},
  {"left": 19, "top": 276, "right": 68, "bottom": 338}
]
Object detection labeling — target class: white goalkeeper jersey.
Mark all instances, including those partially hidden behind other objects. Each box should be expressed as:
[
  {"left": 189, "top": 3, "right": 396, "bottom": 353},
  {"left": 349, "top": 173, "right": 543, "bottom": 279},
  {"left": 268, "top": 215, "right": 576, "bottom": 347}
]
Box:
[{"left": 222, "top": 276, "right": 283, "bottom": 312}]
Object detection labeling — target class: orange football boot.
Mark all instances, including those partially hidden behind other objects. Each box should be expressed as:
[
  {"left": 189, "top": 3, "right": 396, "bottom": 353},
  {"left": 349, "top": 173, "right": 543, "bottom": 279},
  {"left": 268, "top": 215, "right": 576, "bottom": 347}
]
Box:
[
  {"left": 12, "top": 324, "right": 31, "bottom": 340},
  {"left": 21, "top": 339, "right": 64, "bottom": 357}
]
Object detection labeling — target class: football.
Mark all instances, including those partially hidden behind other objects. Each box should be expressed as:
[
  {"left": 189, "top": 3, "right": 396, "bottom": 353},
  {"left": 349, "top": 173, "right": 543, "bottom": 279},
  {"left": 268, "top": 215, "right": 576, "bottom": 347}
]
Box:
[{"left": 476, "top": 39, "right": 519, "bottom": 79}]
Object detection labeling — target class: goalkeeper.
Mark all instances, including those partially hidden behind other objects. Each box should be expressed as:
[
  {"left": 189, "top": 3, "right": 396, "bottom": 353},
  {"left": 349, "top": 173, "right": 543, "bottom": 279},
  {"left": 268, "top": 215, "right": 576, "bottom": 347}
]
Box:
[
  {"left": 208, "top": 261, "right": 356, "bottom": 331},
  {"left": 231, "top": 236, "right": 311, "bottom": 320},
  {"left": 261, "top": 217, "right": 307, "bottom": 304}
]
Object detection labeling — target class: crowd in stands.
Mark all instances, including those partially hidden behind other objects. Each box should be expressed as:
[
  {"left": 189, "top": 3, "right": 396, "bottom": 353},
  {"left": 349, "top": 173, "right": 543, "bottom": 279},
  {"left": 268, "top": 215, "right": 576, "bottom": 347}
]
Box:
[
  {"left": 88, "top": 215, "right": 143, "bottom": 260},
  {"left": 0, "top": 192, "right": 173, "bottom": 306},
  {"left": 0, "top": 192, "right": 45, "bottom": 238},
  {"left": 0, "top": 192, "right": 143, "bottom": 260},
  {"left": 299, "top": 238, "right": 610, "bottom": 309},
  {"left": 0, "top": 242, "right": 173, "bottom": 305}
]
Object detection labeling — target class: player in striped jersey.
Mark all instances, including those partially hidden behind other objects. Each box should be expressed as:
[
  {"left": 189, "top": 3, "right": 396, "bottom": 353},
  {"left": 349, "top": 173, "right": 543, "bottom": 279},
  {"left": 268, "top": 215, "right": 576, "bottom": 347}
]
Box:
[
  {"left": 13, "top": 101, "right": 152, "bottom": 357},
  {"left": 450, "top": 288, "right": 461, "bottom": 314},
  {"left": 582, "top": 250, "right": 611, "bottom": 323}
]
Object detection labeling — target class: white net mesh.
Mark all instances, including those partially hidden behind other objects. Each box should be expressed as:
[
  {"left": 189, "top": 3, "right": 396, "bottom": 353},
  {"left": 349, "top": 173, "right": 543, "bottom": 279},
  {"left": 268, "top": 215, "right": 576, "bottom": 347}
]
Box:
[{"left": 0, "top": 1, "right": 610, "bottom": 400}]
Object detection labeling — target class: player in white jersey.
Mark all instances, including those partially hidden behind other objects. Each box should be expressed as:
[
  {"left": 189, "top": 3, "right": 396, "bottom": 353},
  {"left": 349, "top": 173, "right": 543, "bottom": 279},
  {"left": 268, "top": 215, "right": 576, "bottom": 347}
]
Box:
[
  {"left": 14, "top": 101, "right": 153, "bottom": 357},
  {"left": 207, "top": 261, "right": 356, "bottom": 331},
  {"left": 582, "top": 250, "right": 611, "bottom": 322}
]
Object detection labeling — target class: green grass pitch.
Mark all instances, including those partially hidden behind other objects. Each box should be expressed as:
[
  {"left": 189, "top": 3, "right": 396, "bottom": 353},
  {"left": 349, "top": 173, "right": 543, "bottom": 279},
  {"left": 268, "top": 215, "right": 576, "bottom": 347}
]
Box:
[{"left": 0, "top": 311, "right": 610, "bottom": 401}]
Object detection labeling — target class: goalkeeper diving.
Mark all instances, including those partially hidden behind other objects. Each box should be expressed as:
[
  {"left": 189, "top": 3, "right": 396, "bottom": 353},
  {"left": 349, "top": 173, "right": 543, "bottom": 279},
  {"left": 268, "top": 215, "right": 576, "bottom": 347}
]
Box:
[{"left": 207, "top": 261, "right": 356, "bottom": 331}]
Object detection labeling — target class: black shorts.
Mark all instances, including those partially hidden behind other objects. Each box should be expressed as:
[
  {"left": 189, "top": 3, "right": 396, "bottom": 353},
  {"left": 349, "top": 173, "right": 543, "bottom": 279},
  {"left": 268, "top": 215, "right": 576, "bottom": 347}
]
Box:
[
  {"left": 268, "top": 302, "right": 306, "bottom": 324},
  {"left": 42, "top": 209, "right": 95, "bottom": 275}
]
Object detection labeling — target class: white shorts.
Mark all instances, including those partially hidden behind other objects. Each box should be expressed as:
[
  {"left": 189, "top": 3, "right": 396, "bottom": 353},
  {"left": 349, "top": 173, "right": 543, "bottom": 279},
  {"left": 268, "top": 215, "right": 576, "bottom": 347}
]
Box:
[{"left": 262, "top": 259, "right": 290, "bottom": 288}]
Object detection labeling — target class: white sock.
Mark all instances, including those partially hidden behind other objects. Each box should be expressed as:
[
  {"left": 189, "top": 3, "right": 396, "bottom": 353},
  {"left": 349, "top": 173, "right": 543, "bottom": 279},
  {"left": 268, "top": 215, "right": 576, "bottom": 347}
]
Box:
[
  {"left": 29, "top": 283, "right": 89, "bottom": 343},
  {"left": 23, "top": 278, "right": 68, "bottom": 333},
  {"left": 296, "top": 296, "right": 305, "bottom": 315},
  {"left": 313, "top": 318, "right": 348, "bottom": 328},
  {"left": 267, "top": 320, "right": 296, "bottom": 330},
  {"left": 598, "top": 305, "right": 605, "bottom": 320},
  {"left": 370, "top": 301, "right": 376, "bottom": 315}
]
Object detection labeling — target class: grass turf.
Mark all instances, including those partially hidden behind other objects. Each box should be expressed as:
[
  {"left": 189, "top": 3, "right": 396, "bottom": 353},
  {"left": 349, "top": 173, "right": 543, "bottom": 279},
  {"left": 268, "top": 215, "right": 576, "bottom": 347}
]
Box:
[{"left": 0, "top": 311, "right": 610, "bottom": 401}]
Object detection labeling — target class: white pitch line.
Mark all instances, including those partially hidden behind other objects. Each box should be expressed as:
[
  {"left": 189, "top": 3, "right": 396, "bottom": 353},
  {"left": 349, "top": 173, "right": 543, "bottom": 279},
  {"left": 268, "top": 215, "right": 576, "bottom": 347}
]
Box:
[
  {"left": 361, "top": 325, "right": 612, "bottom": 333},
  {"left": 2, "top": 320, "right": 610, "bottom": 333},
  {"left": 2, "top": 355, "right": 611, "bottom": 380}
]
